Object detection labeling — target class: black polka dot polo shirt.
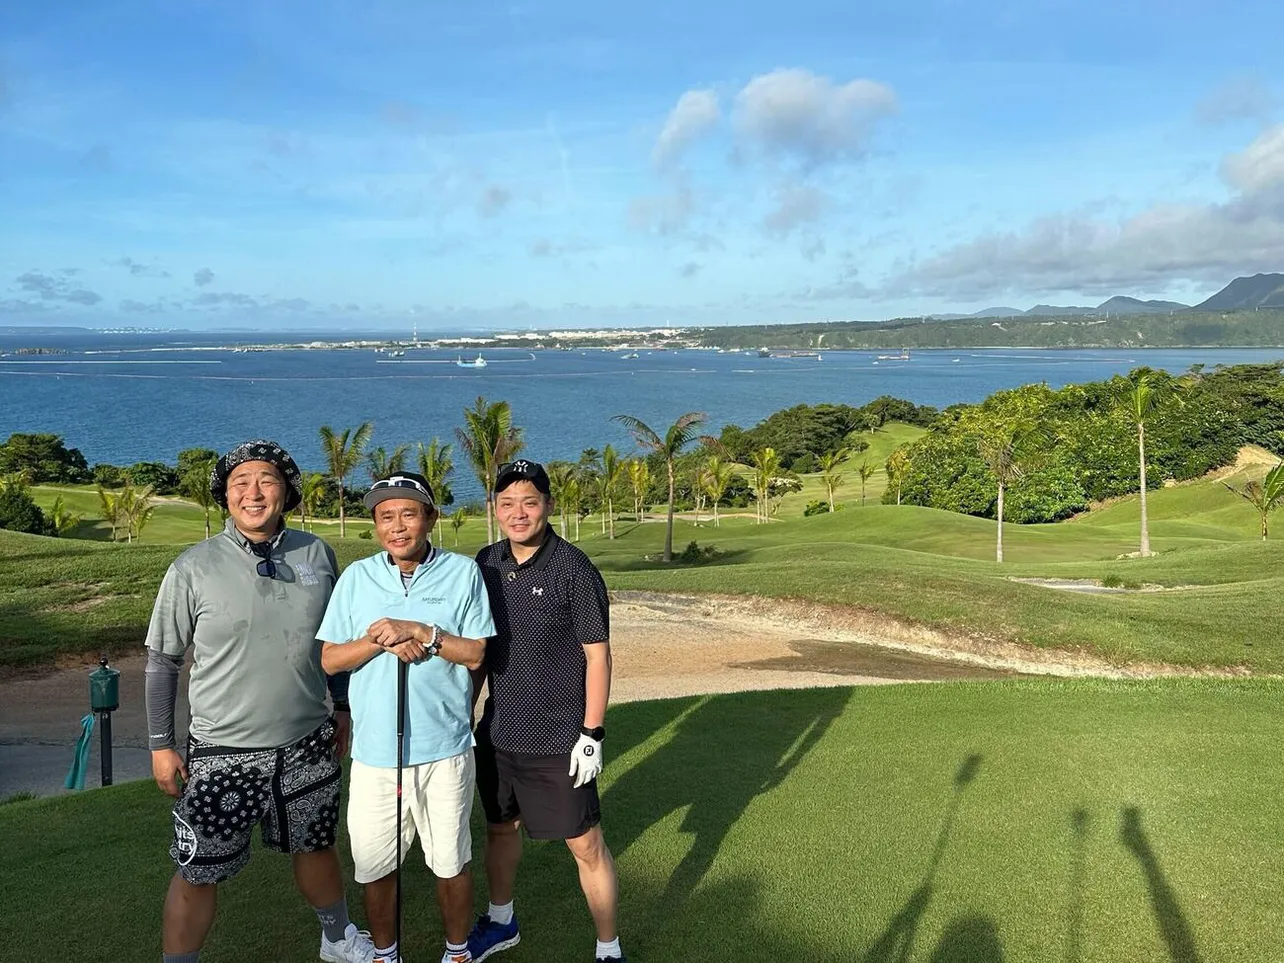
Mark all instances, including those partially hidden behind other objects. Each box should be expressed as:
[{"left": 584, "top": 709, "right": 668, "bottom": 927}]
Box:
[{"left": 475, "top": 530, "right": 610, "bottom": 754}]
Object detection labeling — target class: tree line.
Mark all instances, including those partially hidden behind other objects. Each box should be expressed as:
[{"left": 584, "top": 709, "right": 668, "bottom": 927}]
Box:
[
  {"left": 883, "top": 363, "right": 1284, "bottom": 559},
  {"left": 3, "top": 366, "right": 1281, "bottom": 559}
]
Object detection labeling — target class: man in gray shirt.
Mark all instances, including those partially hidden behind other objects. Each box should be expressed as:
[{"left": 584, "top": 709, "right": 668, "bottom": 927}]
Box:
[{"left": 145, "top": 439, "right": 376, "bottom": 963}]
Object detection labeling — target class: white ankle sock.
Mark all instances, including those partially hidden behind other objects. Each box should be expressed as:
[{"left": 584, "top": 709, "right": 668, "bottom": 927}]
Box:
[
  {"left": 374, "top": 941, "right": 397, "bottom": 962},
  {"left": 488, "top": 900, "right": 514, "bottom": 925},
  {"left": 596, "top": 937, "right": 622, "bottom": 959},
  {"left": 443, "top": 939, "right": 471, "bottom": 962}
]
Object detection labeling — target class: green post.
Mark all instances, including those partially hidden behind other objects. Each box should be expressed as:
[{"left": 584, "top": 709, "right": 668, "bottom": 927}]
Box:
[{"left": 88, "top": 655, "right": 120, "bottom": 786}]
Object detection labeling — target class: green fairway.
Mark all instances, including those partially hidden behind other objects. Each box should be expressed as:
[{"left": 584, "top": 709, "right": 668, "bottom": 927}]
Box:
[
  {"left": 2, "top": 680, "right": 1279, "bottom": 962},
  {"left": 5, "top": 462, "right": 1281, "bottom": 671},
  {"left": 778, "top": 421, "right": 928, "bottom": 514}
]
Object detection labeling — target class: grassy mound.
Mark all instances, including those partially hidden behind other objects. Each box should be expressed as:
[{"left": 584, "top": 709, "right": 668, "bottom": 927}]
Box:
[
  {"left": 2, "top": 681, "right": 1280, "bottom": 961},
  {"left": 5, "top": 464, "right": 1282, "bottom": 671}
]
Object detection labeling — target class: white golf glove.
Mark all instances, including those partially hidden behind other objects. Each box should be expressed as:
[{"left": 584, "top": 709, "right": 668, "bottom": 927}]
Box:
[{"left": 568, "top": 731, "right": 604, "bottom": 788}]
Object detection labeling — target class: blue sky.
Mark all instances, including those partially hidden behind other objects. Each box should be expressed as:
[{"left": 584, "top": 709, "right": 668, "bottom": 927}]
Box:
[{"left": 3, "top": 0, "right": 1284, "bottom": 330}]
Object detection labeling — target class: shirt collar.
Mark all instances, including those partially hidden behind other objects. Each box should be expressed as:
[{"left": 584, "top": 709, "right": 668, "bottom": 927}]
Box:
[
  {"left": 223, "top": 516, "right": 288, "bottom": 552},
  {"left": 501, "top": 528, "right": 557, "bottom": 573},
  {"left": 387, "top": 542, "right": 435, "bottom": 572}
]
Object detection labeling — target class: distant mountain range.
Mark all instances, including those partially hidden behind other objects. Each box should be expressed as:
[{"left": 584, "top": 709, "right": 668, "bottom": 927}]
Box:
[
  {"left": 933, "top": 296, "right": 1188, "bottom": 320},
  {"left": 1192, "top": 273, "right": 1284, "bottom": 311},
  {"left": 929, "top": 273, "right": 1284, "bottom": 320}
]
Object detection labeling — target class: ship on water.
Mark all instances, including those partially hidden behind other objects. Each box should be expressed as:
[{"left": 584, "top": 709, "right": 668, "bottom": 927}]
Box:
[{"left": 456, "top": 354, "right": 488, "bottom": 368}]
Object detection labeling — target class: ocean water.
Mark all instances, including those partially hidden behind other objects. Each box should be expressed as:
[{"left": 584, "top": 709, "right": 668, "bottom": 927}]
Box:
[{"left": 2, "top": 331, "right": 1280, "bottom": 501}]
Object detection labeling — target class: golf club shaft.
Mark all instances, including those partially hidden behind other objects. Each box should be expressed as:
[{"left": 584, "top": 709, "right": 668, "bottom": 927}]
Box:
[{"left": 395, "top": 658, "right": 408, "bottom": 956}]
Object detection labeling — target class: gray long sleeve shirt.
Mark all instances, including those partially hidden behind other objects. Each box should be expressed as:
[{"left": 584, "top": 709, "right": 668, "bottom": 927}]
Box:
[{"left": 144, "top": 518, "right": 343, "bottom": 750}]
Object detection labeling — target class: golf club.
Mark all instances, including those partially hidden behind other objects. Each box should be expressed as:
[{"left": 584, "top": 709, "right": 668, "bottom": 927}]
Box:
[{"left": 395, "top": 656, "right": 408, "bottom": 958}]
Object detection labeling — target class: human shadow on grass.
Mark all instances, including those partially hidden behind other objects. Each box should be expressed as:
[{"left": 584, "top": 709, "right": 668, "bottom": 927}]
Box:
[
  {"left": 1063, "top": 808, "right": 1089, "bottom": 963},
  {"left": 604, "top": 687, "right": 853, "bottom": 956},
  {"left": 1120, "top": 806, "right": 1204, "bottom": 963},
  {"left": 928, "top": 914, "right": 1005, "bottom": 962},
  {"left": 862, "top": 753, "right": 983, "bottom": 963}
]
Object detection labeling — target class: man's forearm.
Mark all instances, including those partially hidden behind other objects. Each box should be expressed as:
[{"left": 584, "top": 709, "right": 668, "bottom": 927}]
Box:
[
  {"left": 416, "top": 624, "right": 486, "bottom": 671},
  {"left": 321, "top": 638, "right": 383, "bottom": 673},
  {"left": 583, "top": 645, "right": 611, "bottom": 728},
  {"left": 144, "top": 648, "right": 182, "bottom": 751},
  {"left": 326, "top": 669, "right": 350, "bottom": 707}
]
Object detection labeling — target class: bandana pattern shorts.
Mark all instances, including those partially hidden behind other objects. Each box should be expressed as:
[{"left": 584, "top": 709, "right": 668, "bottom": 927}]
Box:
[{"left": 169, "top": 718, "right": 341, "bottom": 884}]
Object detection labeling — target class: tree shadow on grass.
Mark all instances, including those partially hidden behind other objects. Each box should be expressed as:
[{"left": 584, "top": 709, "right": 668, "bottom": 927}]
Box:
[
  {"left": 1120, "top": 806, "right": 1204, "bottom": 963},
  {"left": 863, "top": 754, "right": 984, "bottom": 963},
  {"left": 595, "top": 548, "right": 752, "bottom": 573}
]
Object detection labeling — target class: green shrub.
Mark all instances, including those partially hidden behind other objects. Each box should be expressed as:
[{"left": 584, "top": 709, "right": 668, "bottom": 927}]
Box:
[
  {"left": 92, "top": 464, "right": 126, "bottom": 488},
  {"left": 0, "top": 486, "right": 52, "bottom": 536},
  {"left": 677, "top": 540, "right": 723, "bottom": 564},
  {"left": 803, "top": 499, "right": 839, "bottom": 517}
]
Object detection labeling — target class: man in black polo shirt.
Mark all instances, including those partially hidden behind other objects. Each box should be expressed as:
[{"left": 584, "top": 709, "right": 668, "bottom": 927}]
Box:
[{"left": 468, "top": 460, "right": 624, "bottom": 963}]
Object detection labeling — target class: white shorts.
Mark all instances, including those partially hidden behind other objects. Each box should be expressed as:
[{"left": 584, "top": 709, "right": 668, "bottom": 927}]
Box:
[{"left": 347, "top": 751, "right": 475, "bottom": 882}]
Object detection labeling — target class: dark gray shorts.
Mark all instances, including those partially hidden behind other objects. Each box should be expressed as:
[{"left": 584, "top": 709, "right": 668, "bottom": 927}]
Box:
[
  {"left": 169, "top": 718, "right": 341, "bottom": 885},
  {"left": 474, "top": 726, "right": 600, "bottom": 841}
]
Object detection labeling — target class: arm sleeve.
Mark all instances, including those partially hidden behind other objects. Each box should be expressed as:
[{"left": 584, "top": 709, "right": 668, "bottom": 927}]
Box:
[
  {"left": 144, "top": 648, "right": 183, "bottom": 751},
  {"left": 460, "top": 563, "right": 497, "bottom": 640},
  {"left": 571, "top": 565, "right": 610, "bottom": 645},
  {"left": 144, "top": 564, "right": 196, "bottom": 658},
  {"left": 316, "top": 568, "right": 353, "bottom": 703}
]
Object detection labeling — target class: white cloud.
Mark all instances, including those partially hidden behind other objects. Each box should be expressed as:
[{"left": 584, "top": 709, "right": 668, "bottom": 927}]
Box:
[
  {"left": 1221, "top": 124, "right": 1284, "bottom": 194},
  {"left": 652, "top": 89, "right": 720, "bottom": 169},
  {"left": 1195, "top": 76, "right": 1278, "bottom": 127},
  {"left": 629, "top": 175, "right": 695, "bottom": 235},
  {"left": 763, "top": 182, "right": 827, "bottom": 236},
  {"left": 478, "top": 185, "right": 513, "bottom": 217},
  {"left": 732, "top": 68, "right": 897, "bottom": 166},
  {"left": 886, "top": 124, "right": 1284, "bottom": 301}
]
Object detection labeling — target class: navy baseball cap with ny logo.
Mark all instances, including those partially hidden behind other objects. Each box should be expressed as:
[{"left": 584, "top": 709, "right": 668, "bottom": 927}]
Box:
[{"left": 495, "top": 459, "right": 551, "bottom": 495}]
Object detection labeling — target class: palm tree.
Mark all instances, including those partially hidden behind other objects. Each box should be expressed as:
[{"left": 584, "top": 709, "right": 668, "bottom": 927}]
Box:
[
  {"left": 818, "top": 448, "right": 849, "bottom": 513},
  {"left": 885, "top": 449, "right": 911, "bottom": 506},
  {"left": 1113, "top": 372, "right": 1183, "bottom": 557},
  {"left": 116, "top": 484, "right": 156, "bottom": 544},
  {"left": 1223, "top": 462, "right": 1284, "bottom": 540},
  {"left": 416, "top": 439, "right": 454, "bottom": 507},
  {"left": 628, "top": 458, "right": 651, "bottom": 522},
  {"left": 565, "top": 476, "right": 583, "bottom": 541},
  {"left": 547, "top": 462, "right": 576, "bottom": 539},
  {"left": 367, "top": 444, "right": 409, "bottom": 482},
  {"left": 977, "top": 419, "right": 1045, "bottom": 563},
  {"left": 578, "top": 450, "right": 604, "bottom": 535},
  {"left": 601, "top": 444, "right": 624, "bottom": 538},
  {"left": 456, "top": 397, "right": 523, "bottom": 543},
  {"left": 749, "top": 447, "right": 782, "bottom": 524},
  {"left": 319, "top": 422, "right": 374, "bottom": 538},
  {"left": 612, "top": 411, "right": 708, "bottom": 562},
  {"left": 857, "top": 461, "right": 877, "bottom": 506},
  {"left": 181, "top": 456, "right": 218, "bottom": 538},
  {"left": 47, "top": 496, "right": 82, "bottom": 537},
  {"left": 96, "top": 487, "right": 121, "bottom": 542},
  {"left": 299, "top": 471, "right": 326, "bottom": 533},
  {"left": 449, "top": 507, "right": 469, "bottom": 546},
  {"left": 702, "top": 456, "right": 734, "bottom": 527}
]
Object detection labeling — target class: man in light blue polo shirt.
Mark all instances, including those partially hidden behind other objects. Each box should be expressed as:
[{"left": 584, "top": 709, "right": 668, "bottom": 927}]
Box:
[{"left": 320, "top": 472, "right": 494, "bottom": 963}]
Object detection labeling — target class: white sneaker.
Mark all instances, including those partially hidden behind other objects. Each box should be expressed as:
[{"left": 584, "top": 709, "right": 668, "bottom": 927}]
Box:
[{"left": 320, "top": 923, "right": 378, "bottom": 963}]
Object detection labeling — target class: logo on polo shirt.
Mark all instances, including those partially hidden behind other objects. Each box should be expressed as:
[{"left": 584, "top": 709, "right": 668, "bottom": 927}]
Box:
[
  {"left": 532, "top": 586, "right": 543, "bottom": 596},
  {"left": 296, "top": 563, "right": 319, "bottom": 586}
]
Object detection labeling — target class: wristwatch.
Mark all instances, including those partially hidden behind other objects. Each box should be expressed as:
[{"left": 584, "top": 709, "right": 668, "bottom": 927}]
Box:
[
  {"left": 581, "top": 725, "right": 605, "bottom": 741},
  {"left": 425, "top": 624, "right": 442, "bottom": 658}
]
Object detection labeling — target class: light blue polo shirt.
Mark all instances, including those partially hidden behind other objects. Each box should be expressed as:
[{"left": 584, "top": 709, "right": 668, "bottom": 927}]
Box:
[{"left": 317, "top": 546, "right": 495, "bottom": 768}]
